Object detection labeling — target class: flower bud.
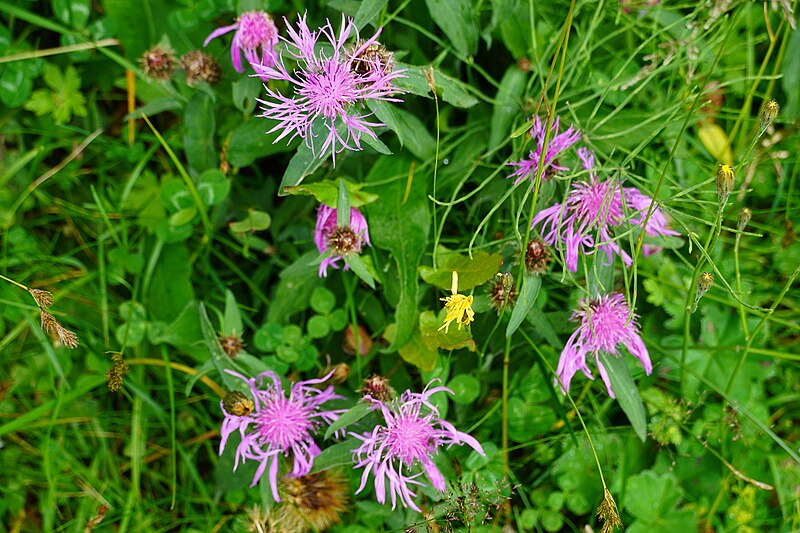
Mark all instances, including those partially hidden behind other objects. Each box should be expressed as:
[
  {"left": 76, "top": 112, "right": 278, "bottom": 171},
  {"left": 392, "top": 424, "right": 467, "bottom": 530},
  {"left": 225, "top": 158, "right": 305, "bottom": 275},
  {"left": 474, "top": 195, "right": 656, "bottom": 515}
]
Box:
[
  {"left": 525, "top": 238, "right": 552, "bottom": 274},
  {"left": 715, "top": 164, "right": 735, "bottom": 207},
  {"left": 139, "top": 45, "right": 176, "bottom": 81},
  {"left": 737, "top": 207, "right": 751, "bottom": 232},
  {"left": 759, "top": 99, "right": 779, "bottom": 130},
  {"left": 691, "top": 272, "right": 714, "bottom": 313},
  {"left": 179, "top": 50, "right": 221, "bottom": 86},
  {"left": 222, "top": 390, "right": 255, "bottom": 416}
]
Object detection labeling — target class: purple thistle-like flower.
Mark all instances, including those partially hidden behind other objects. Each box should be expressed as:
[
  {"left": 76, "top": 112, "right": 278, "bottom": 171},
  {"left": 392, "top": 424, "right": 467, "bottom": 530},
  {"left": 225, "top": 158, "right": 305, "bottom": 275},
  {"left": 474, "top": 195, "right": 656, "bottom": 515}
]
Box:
[
  {"left": 507, "top": 115, "right": 581, "bottom": 187},
  {"left": 253, "top": 13, "right": 403, "bottom": 164},
  {"left": 204, "top": 10, "right": 279, "bottom": 73},
  {"left": 314, "top": 204, "right": 371, "bottom": 278},
  {"left": 219, "top": 369, "right": 344, "bottom": 501},
  {"left": 557, "top": 293, "right": 652, "bottom": 398},
  {"left": 352, "top": 381, "right": 485, "bottom": 512},
  {"left": 532, "top": 147, "right": 678, "bottom": 271}
]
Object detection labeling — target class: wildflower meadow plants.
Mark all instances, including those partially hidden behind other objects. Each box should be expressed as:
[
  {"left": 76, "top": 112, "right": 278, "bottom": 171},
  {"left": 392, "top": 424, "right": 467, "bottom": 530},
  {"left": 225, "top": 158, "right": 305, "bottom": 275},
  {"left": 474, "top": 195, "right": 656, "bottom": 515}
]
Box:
[{"left": 3, "top": 2, "right": 800, "bottom": 533}]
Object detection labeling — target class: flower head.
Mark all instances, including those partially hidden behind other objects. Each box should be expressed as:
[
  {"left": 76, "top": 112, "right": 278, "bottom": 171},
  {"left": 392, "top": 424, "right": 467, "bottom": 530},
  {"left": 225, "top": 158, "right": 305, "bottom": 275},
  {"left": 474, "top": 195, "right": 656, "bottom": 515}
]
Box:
[
  {"left": 556, "top": 293, "right": 652, "bottom": 398},
  {"left": 352, "top": 381, "right": 485, "bottom": 511},
  {"left": 507, "top": 115, "right": 581, "bottom": 187},
  {"left": 532, "top": 147, "right": 678, "bottom": 271},
  {"left": 204, "top": 10, "right": 279, "bottom": 73},
  {"left": 314, "top": 204, "right": 371, "bottom": 277},
  {"left": 438, "top": 271, "right": 475, "bottom": 333},
  {"left": 179, "top": 50, "right": 221, "bottom": 86},
  {"left": 219, "top": 369, "right": 344, "bottom": 501},
  {"left": 253, "top": 13, "right": 403, "bottom": 163},
  {"left": 139, "top": 45, "right": 176, "bottom": 81},
  {"left": 278, "top": 470, "right": 350, "bottom": 532}
]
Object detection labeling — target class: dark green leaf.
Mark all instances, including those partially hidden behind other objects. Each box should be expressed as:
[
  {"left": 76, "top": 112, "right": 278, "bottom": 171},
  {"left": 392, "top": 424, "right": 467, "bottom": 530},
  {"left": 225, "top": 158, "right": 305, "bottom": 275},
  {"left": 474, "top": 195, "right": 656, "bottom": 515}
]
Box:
[
  {"left": 424, "top": 0, "right": 478, "bottom": 56},
  {"left": 599, "top": 351, "right": 647, "bottom": 442},
  {"left": 196, "top": 169, "right": 230, "bottom": 207},
  {"left": 395, "top": 63, "right": 479, "bottom": 108},
  {"left": 227, "top": 118, "right": 299, "bottom": 167},
  {"left": 344, "top": 253, "right": 376, "bottom": 288},
  {"left": 338, "top": 179, "right": 350, "bottom": 227},
  {"left": 368, "top": 100, "right": 435, "bottom": 159},
  {"left": 447, "top": 374, "right": 480, "bottom": 404},
  {"left": 489, "top": 66, "right": 527, "bottom": 149},
  {"left": 354, "top": 0, "right": 387, "bottom": 29},
  {"left": 324, "top": 402, "right": 371, "bottom": 439},
  {"left": 183, "top": 92, "right": 217, "bottom": 172},
  {"left": 309, "top": 438, "right": 360, "bottom": 472},
  {"left": 506, "top": 275, "right": 542, "bottom": 337}
]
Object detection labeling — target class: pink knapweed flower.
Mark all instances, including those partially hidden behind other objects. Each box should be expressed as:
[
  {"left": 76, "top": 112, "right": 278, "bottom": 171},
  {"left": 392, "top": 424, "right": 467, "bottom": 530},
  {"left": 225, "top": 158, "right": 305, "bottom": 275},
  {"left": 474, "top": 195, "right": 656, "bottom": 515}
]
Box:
[
  {"left": 219, "top": 369, "right": 343, "bottom": 501},
  {"left": 314, "top": 204, "right": 371, "bottom": 278},
  {"left": 557, "top": 293, "right": 652, "bottom": 398},
  {"left": 532, "top": 147, "right": 678, "bottom": 271},
  {"left": 252, "top": 13, "right": 403, "bottom": 163},
  {"left": 352, "top": 381, "right": 485, "bottom": 511},
  {"left": 204, "top": 10, "right": 278, "bottom": 73},
  {"left": 507, "top": 115, "right": 581, "bottom": 186}
]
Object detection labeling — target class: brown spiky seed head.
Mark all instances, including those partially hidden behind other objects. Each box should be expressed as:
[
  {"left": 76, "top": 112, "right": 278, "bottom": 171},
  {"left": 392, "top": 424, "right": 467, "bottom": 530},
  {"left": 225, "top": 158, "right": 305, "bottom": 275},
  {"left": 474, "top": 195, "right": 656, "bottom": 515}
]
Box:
[
  {"left": 326, "top": 226, "right": 361, "bottom": 256},
  {"left": 219, "top": 334, "right": 244, "bottom": 358},
  {"left": 488, "top": 275, "right": 516, "bottom": 314},
  {"left": 351, "top": 41, "right": 394, "bottom": 77},
  {"left": 279, "top": 470, "right": 349, "bottom": 532},
  {"left": 525, "top": 238, "right": 552, "bottom": 274},
  {"left": 179, "top": 50, "right": 221, "bottom": 86},
  {"left": 140, "top": 45, "right": 176, "bottom": 81},
  {"left": 359, "top": 374, "right": 395, "bottom": 403},
  {"left": 343, "top": 324, "right": 372, "bottom": 356},
  {"left": 105, "top": 353, "right": 129, "bottom": 392},
  {"left": 29, "top": 288, "right": 54, "bottom": 308},
  {"left": 40, "top": 309, "right": 59, "bottom": 335},
  {"left": 697, "top": 271, "right": 714, "bottom": 295},
  {"left": 596, "top": 487, "right": 623, "bottom": 533},
  {"left": 222, "top": 390, "right": 255, "bottom": 417},
  {"left": 56, "top": 324, "right": 79, "bottom": 349}
]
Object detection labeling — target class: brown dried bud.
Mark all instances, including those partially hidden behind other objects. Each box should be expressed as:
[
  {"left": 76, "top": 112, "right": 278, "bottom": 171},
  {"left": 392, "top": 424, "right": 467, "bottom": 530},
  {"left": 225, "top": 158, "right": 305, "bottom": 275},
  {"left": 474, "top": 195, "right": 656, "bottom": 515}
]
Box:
[
  {"left": 343, "top": 324, "right": 372, "bottom": 356},
  {"left": 218, "top": 334, "right": 244, "bottom": 358},
  {"left": 525, "top": 238, "right": 552, "bottom": 274},
  {"left": 351, "top": 41, "right": 394, "bottom": 77},
  {"left": 359, "top": 374, "right": 395, "bottom": 403},
  {"left": 488, "top": 274, "right": 516, "bottom": 314},
  {"left": 40, "top": 309, "right": 59, "bottom": 335},
  {"left": 279, "top": 470, "right": 349, "bottom": 532},
  {"left": 140, "top": 45, "right": 176, "bottom": 81},
  {"left": 222, "top": 390, "right": 255, "bottom": 417},
  {"left": 179, "top": 50, "right": 221, "bottom": 86},
  {"left": 326, "top": 227, "right": 361, "bottom": 257},
  {"left": 319, "top": 362, "right": 350, "bottom": 386},
  {"left": 29, "top": 288, "right": 54, "bottom": 308},
  {"left": 56, "top": 324, "right": 79, "bottom": 349}
]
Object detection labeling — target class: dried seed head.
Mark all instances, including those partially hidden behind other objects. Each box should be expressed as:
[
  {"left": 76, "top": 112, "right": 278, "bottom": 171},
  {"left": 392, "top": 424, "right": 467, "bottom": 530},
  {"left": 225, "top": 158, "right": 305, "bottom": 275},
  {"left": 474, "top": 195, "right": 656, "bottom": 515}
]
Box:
[
  {"left": 343, "top": 324, "right": 372, "bottom": 356},
  {"left": 517, "top": 57, "right": 532, "bottom": 72},
  {"left": 279, "top": 470, "right": 349, "bottom": 532},
  {"left": 525, "top": 238, "right": 552, "bottom": 274},
  {"left": 359, "top": 374, "right": 395, "bottom": 403},
  {"left": 179, "top": 50, "right": 221, "bottom": 86},
  {"left": 56, "top": 324, "right": 79, "bottom": 349},
  {"left": 40, "top": 309, "right": 59, "bottom": 335},
  {"left": 218, "top": 334, "right": 244, "bottom": 358},
  {"left": 105, "top": 353, "right": 129, "bottom": 392},
  {"left": 29, "top": 288, "right": 54, "bottom": 308},
  {"left": 715, "top": 164, "right": 735, "bottom": 206},
  {"left": 319, "top": 362, "right": 350, "bottom": 386},
  {"left": 139, "top": 45, "right": 176, "bottom": 81},
  {"left": 759, "top": 99, "right": 779, "bottom": 130},
  {"left": 326, "top": 226, "right": 361, "bottom": 256},
  {"left": 222, "top": 390, "right": 255, "bottom": 416},
  {"left": 691, "top": 271, "right": 714, "bottom": 313},
  {"left": 737, "top": 207, "right": 751, "bottom": 232},
  {"left": 488, "top": 275, "right": 516, "bottom": 315},
  {"left": 596, "top": 487, "right": 623, "bottom": 533},
  {"left": 350, "top": 41, "right": 394, "bottom": 77}
]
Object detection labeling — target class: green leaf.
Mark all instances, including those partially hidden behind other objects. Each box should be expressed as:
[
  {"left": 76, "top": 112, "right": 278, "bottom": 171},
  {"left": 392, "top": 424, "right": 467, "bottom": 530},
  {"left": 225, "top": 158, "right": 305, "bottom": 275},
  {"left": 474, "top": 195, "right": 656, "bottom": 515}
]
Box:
[
  {"left": 506, "top": 275, "right": 542, "bottom": 337},
  {"left": 222, "top": 290, "right": 243, "bottom": 336},
  {"left": 282, "top": 178, "right": 379, "bottom": 208},
  {"left": 624, "top": 471, "right": 696, "bottom": 533},
  {"left": 354, "top": 0, "right": 387, "bottom": 29},
  {"left": 267, "top": 251, "right": 319, "bottom": 323},
  {"left": 279, "top": 137, "right": 327, "bottom": 194},
  {"left": 344, "top": 253, "right": 376, "bottom": 289},
  {"left": 368, "top": 100, "right": 435, "bottom": 159},
  {"left": 148, "top": 243, "right": 195, "bottom": 321},
  {"left": 198, "top": 302, "right": 240, "bottom": 390},
  {"left": 361, "top": 131, "right": 392, "bottom": 155},
  {"left": 588, "top": 252, "right": 615, "bottom": 298},
  {"left": 394, "top": 63, "right": 479, "bottom": 108},
  {"left": 424, "top": 0, "right": 478, "bottom": 56},
  {"left": 169, "top": 207, "right": 198, "bottom": 227},
  {"left": 52, "top": 0, "right": 91, "bottom": 28},
  {"left": 384, "top": 323, "right": 438, "bottom": 371},
  {"left": 419, "top": 310, "right": 476, "bottom": 352},
  {"left": 599, "top": 351, "right": 647, "bottom": 442},
  {"left": 227, "top": 118, "right": 299, "bottom": 167},
  {"left": 231, "top": 74, "right": 262, "bottom": 113},
  {"left": 489, "top": 66, "right": 527, "bottom": 149},
  {"left": 310, "top": 287, "right": 336, "bottom": 315},
  {"left": 365, "top": 156, "right": 430, "bottom": 349},
  {"left": 337, "top": 179, "right": 350, "bottom": 227},
  {"left": 228, "top": 209, "right": 271, "bottom": 233},
  {"left": 183, "top": 92, "right": 217, "bottom": 172},
  {"left": 324, "top": 402, "right": 372, "bottom": 439},
  {"left": 196, "top": 169, "right": 230, "bottom": 207},
  {"left": 306, "top": 315, "right": 330, "bottom": 339},
  {"left": 447, "top": 374, "right": 480, "bottom": 404},
  {"left": 309, "top": 438, "right": 360, "bottom": 472},
  {"left": 418, "top": 248, "right": 503, "bottom": 291}
]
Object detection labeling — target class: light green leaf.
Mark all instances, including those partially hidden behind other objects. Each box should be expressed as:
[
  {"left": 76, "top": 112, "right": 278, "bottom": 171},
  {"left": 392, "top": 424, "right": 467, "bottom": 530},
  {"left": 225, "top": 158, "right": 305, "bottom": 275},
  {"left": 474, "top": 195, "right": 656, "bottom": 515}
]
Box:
[
  {"left": 418, "top": 248, "right": 503, "bottom": 291},
  {"left": 222, "top": 290, "right": 243, "bottom": 337},
  {"left": 447, "top": 374, "right": 480, "bottom": 405},
  {"left": 345, "top": 253, "right": 376, "bottom": 289},
  {"left": 419, "top": 310, "right": 476, "bottom": 352},
  {"left": 282, "top": 178, "right": 379, "bottom": 208},
  {"left": 506, "top": 275, "right": 541, "bottom": 338},
  {"left": 228, "top": 209, "right": 271, "bottom": 233},
  {"left": 324, "top": 402, "right": 372, "bottom": 439},
  {"left": 395, "top": 63, "right": 479, "bottom": 108},
  {"left": 354, "top": 0, "right": 387, "bottom": 29},
  {"left": 599, "top": 351, "right": 647, "bottom": 442},
  {"left": 196, "top": 169, "right": 230, "bottom": 206},
  {"left": 384, "top": 323, "right": 438, "bottom": 371}
]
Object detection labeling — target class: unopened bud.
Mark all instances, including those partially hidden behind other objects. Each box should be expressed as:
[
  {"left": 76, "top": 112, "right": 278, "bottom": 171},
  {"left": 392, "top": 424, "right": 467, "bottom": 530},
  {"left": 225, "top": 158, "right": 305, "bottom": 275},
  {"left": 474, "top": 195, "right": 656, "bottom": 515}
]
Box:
[
  {"left": 139, "top": 45, "right": 176, "bottom": 81},
  {"left": 359, "top": 374, "right": 395, "bottom": 403},
  {"left": 737, "top": 207, "right": 751, "bottom": 232},
  {"left": 319, "top": 362, "right": 350, "bottom": 386},
  {"left": 489, "top": 274, "right": 516, "bottom": 315},
  {"left": 343, "top": 324, "right": 372, "bottom": 356},
  {"left": 691, "top": 272, "right": 714, "bottom": 313},
  {"left": 715, "top": 164, "right": 735, "bottom": 207},
  {"left": 759, "top": 99, "right": 779, "bottom": 130},
  {"left": 525, "top": 238, "right": 552, "bottom": 274},
  {"left": 222, "top": 390, "right": 254, "bottom": 417}
]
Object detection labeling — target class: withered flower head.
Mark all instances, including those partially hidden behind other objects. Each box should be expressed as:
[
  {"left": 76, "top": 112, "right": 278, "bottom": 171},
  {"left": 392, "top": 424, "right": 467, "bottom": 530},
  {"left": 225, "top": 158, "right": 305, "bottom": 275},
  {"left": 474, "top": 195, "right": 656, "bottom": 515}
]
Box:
[
  {"left": 525, "top": 238, "right": 552, "bottom": 274},
  {"left": 326, "top": 227, "right": 361, "bottom": 257},
  {"left": 140, "top": 45, "right": 176, "bottom": 81},
  {"left": 29, "top": 288, "right": 53, "bottom": 308},
  {"left": 222, "top": 390, "right": 255, "bottom": 416},
  {"left": 105, "top": 353, "right": 129, "bottom": 392},
  {"left": 488, "top": 274, "right": 516, "bottom": 314},
  {"left": 358, "top": 374, "right": 395, "bottom": 403},
  {"left": 39, "top": 309, "right": 79, "bottom": 349},
  {"left": 179, "top": 50, "right": 221, "bottom": 86},
  {"left": 218, "top": 334, "right": 244, "bottom": 358},
  {"left": 350, "top": 40, "right": 394, "bottom": 77},
  {"left": 279, "top": 470, "right": 349, "bottom": 532},
  {"left": 596, "top": 487, "right": 623, "bottom": 533},
  {"left": 691, "top": 272, "right": 714, "bottom": 313},
  {"left": 760, "top": 99, "right": 779, "bottom": 130}
]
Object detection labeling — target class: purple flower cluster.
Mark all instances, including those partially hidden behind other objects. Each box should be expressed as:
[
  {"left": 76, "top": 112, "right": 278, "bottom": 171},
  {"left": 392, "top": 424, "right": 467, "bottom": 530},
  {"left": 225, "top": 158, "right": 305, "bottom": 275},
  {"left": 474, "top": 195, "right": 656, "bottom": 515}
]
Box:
[
  {"left": 557, "top": 293, "right": 652, "bottom": 398},
  {"left": 219, "top": 376, "right": 483, "bottom": 512},
  {"left": 204, "top": 10, "right": 279, "bottom": 74},
  {"left": 253, "top": 14, "right": 403, "bottom": 163},
  {"left": 507, "top": 115, "right": 581, "bottom": 187},
  {"left": 532, "top": 146, "right": 679, "bottom": 272}
]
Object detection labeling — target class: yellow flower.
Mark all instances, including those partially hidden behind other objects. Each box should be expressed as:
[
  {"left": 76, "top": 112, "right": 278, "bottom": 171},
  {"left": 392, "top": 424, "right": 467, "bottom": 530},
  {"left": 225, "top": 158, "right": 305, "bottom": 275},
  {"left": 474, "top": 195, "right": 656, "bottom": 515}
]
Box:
[{"left": 438, "top": 271, "right": 474, "bottom": 333}]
